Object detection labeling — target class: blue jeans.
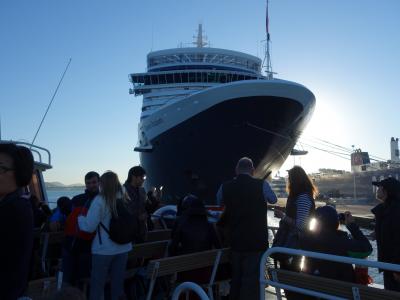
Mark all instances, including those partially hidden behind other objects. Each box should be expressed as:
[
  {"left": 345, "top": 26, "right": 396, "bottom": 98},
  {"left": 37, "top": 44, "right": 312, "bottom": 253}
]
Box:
[{"left": 90, "top": 252, "right": 128, "bottom": 300}]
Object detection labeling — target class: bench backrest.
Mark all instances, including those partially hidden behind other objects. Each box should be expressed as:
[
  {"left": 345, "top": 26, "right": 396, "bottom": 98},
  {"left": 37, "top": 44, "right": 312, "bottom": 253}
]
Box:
[
  {"left": 146, "top": 248, "right": 230, "bottom": 278},
  {"left": 273, "top": 268, "right": 400, "bottom": 300},
  {"left": 145, "top": 229, "right": 171, "bottom": 242},
  {"left": 129, "top": 240, "right": 169, "bottom": 261}
]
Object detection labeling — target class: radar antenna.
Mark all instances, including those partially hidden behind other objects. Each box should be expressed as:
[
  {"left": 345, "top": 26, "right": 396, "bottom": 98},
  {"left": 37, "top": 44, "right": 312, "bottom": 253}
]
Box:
[
  {"left": 193, "top": 24, "right": 208, "bottom": 48},
  {"left": 263, "top": 0, "right": 274, "bottom": 79}
]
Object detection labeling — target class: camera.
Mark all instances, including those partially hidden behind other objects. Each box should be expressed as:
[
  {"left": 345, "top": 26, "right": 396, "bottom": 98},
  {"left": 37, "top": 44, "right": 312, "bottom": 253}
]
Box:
[{"left": 338, "top": 213, "right": 345, "bottom": 222}]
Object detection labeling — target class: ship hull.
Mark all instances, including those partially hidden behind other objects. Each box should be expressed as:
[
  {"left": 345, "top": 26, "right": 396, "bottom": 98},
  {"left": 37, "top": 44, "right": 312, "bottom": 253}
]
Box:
[{"left": 140, "top": 90, "right": 313, "bottom": 204}]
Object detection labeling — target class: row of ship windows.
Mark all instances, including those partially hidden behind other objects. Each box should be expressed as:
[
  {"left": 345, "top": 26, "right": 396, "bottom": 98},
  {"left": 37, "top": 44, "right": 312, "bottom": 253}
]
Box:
[
  {"left": 132, "top": 72, "right": 261, "bottom": 86},
  {"left": 148, "top": 53, "right": 260, "bottom": 72},
  {"left": 142, "top": 105, "right": 160, "bottom": 112}
]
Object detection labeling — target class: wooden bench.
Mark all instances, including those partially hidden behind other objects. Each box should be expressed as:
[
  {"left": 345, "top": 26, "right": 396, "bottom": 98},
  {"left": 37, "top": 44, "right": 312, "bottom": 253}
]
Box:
[
  {"left": 270, "top": 268, "right": 400, "bottom": 300},
  {"left": 145, "top": 248, "right": 231, "bottom": 300},
  {"left": 145, "top": 229, "right": 171, "bottom": 243}
]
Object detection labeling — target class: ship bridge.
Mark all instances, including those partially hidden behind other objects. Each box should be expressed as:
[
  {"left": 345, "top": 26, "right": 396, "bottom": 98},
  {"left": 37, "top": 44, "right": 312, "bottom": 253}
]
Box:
[
  {"left": 129, "top": 25, "right": 265, "bottom": 119},
  {"left": 129, "top": 48, "right": 265, "bottom": 119},
  {"left": 146, "top": 47, "right": 262, "bottom": 74}
]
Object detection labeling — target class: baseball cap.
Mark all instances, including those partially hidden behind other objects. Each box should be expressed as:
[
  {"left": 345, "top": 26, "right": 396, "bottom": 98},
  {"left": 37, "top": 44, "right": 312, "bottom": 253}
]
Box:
[{"left": 372, "top": 177, "right": 400, "bottom": 194}]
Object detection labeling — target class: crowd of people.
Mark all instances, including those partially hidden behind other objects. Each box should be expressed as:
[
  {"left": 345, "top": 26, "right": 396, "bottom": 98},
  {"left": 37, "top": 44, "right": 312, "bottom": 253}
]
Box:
[{"left": 1, "top": 142, "right": 400, "bottom": 300}]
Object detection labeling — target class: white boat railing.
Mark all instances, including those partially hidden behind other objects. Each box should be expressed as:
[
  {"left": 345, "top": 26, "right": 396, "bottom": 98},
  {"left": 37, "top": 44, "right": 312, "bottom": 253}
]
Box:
[
  {"left": 172, "top": 282, "right": 210, "bottom": 300},
  {"left": 260, "top": 247, "right": 400, "bottom": 300},
  {"left": 0, "top": 140, "right": 52, "bottom": 169}
]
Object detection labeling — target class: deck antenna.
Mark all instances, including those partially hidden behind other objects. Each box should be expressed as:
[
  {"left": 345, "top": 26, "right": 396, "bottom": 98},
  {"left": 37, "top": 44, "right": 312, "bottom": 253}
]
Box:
[
  {"left": 263, "top": 0, "right": 274, "bottom": 79},
  {"left": 193, "top": 24, "right": 208, "bottom": 48},
  {"left": 151, "top": 23, "right": 154, "bottom": 51},
  {"left": 31, "top": 58, "right": 72, "bottom": 146}
]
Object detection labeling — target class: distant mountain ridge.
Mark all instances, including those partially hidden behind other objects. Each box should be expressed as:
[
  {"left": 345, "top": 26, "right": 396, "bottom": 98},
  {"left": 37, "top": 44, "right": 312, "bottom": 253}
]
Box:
[{"left": 46, "top": 181, "right": 84, "bottom": 188}]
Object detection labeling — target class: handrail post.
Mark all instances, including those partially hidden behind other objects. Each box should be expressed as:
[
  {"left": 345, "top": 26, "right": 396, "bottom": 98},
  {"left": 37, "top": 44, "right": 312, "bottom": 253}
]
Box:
[
  {"left": 172, "top": 282, "right": 210, "bottom": 300},
  {"left": 146, "top": 261, "right": 160, "bottom": 300}
]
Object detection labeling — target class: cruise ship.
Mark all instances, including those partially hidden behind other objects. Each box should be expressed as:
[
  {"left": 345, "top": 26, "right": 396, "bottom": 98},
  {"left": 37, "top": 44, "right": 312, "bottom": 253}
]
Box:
[{"left": 129, "top": 25, "right": 316, "bottom": 203}]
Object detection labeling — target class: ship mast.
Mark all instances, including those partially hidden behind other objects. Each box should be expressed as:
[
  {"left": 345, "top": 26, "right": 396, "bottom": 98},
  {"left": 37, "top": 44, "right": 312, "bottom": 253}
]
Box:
[
  {"left": 264, "top": 0, "right": 274, "bottom": 79},
  {"left": 193, "top": 24, "right": 208, "bottom": 48}
]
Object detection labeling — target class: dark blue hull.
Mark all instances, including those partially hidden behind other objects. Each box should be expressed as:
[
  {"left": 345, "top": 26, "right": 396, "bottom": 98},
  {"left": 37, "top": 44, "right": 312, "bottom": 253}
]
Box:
[{"left": 140, "top": 96, "right": 308, "bottom": 204}]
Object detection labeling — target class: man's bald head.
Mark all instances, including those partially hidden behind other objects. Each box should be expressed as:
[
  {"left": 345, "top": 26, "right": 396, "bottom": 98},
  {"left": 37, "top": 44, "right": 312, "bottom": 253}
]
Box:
[{"left": 235, "top": 157, "right": 255, "bottom": 176}]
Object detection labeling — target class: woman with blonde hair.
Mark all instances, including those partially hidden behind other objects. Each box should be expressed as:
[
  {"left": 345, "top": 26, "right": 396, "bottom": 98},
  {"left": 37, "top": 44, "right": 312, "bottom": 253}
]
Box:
[{"left": 78, "top": 171, "right": 132, "bottom": 300}]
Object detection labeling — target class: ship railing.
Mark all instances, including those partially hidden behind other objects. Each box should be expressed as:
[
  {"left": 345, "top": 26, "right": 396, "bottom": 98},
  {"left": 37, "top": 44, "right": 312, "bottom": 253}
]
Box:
[
  {"left": 172, "top": 282, "right": 210, "bottom": 300},
  {"left": 260, "top": 247, "right": 400, "bottom": 300},
  {"left": 0, "top": 140, "right": 52, "bottom": 169}
]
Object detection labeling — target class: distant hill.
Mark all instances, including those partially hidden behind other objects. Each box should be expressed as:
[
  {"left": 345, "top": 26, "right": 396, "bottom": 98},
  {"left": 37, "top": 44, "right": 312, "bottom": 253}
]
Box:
[{"left": 46, "top": 182, "right": 84, "bottom": 188}]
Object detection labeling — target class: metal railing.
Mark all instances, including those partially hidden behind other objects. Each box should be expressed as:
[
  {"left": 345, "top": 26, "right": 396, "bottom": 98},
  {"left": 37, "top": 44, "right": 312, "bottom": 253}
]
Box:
[
  {"left": 0, "top": 140, "right": 52, "bottom": 169},
  {"left": 171, "top": 282, "right": 210, "bottom": 300},
  {"left": 260, "top": 247, "right": 400, "bottom": 300}
]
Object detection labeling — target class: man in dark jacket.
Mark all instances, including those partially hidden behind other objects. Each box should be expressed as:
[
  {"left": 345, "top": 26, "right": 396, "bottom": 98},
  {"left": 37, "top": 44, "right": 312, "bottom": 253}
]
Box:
[
  {"left": 301, "top": 206, "right": 372, "bottom": 283},
  {"left": 371, "top": 177, "right": 400, "bottom": 291},
  {"left": 124, "top": 166, "right": 148, "bottom": 242},
  {"left": 217, "top": 157, "right": 277, "bottom": 300},
  {"left": 62, "top": 171, "right": 99, "bottom": 286}
]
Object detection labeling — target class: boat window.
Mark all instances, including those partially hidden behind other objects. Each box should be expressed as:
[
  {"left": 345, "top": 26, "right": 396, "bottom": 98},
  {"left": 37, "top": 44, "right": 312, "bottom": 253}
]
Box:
[
  {"left": 166, "top": 73, "right": 174, "bottom": 84},
  {"left": 158, "top": 74, "right": 165, "bottom": 84},
  {"left": 29, "top": 169, "right": 45, "bottom": 203},
  {"left": 219, "top": 73, "right": 227, "bottom": 83},
  {"left": 196, "top": 72, "right": 202, "bottom": 82},
  {"left": 207, "top": 73, "right": 216, "bottom": 83},
  {"left": 189, "top": 72, "right": 196, "bottom": 83},
  {"left": 182, "top": 73, "right": 189, "bottom": 83}
]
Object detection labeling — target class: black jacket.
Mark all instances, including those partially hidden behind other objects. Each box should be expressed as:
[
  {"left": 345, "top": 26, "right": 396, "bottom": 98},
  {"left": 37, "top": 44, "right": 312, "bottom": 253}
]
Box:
[
  {"left": 300, "top": 223, "right": 372, "bottom": 283},
  {"left": 220, "top": 174, "right": 267, "bottom": 252},
  {"left": 0, "top": 190, "right": 34, "bottom": 300},
  {"left": 169, "top": 214, "right": 221, "bottom": 256},
  {"left": 372, "top": 200, "right": 400, "bottom": 265}
]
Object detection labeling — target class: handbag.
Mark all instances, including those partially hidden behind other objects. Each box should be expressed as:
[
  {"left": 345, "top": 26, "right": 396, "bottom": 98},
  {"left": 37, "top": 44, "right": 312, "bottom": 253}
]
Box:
[{"left": 272, "top": 220, "right": 300, "bottom": 262}]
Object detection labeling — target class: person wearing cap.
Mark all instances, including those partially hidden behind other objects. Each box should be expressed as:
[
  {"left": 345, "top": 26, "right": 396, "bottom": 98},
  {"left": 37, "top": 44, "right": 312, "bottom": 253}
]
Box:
[
  {"left": 371, "top": 177, "right": 400, "bottom": 291},
  {"left": 300, "top": 206, "right": 372, "bottom": 285},
  {"left": 216, "top": 157, "right": 277, "bottom": 300}
]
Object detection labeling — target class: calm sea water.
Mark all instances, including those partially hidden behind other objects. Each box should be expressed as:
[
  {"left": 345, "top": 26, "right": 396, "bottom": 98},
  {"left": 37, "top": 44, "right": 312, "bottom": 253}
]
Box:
[
  {"left": 45, "top": 187, "right": 83, "bottom": 208},
  {"left": 44, "top": 188, "right": 383, "bottom": 284}
]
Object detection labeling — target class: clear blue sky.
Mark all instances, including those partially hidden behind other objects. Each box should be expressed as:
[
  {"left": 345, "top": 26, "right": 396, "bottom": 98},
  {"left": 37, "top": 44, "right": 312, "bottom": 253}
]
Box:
[{"left": 1, "top": 0, "right": 399, "bottom": 184}]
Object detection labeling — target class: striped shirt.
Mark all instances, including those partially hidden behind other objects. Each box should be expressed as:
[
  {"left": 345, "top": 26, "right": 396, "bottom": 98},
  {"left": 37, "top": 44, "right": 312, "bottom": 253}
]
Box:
[{"left": 295, "top": 193, "right": 314, "bottom": 231}]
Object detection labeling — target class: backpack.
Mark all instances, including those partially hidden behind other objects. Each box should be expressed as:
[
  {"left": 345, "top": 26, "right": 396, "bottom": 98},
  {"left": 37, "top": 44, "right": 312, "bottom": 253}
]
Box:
[{"left": 100, "top": 198, "right": 138, "bottom": 244}]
